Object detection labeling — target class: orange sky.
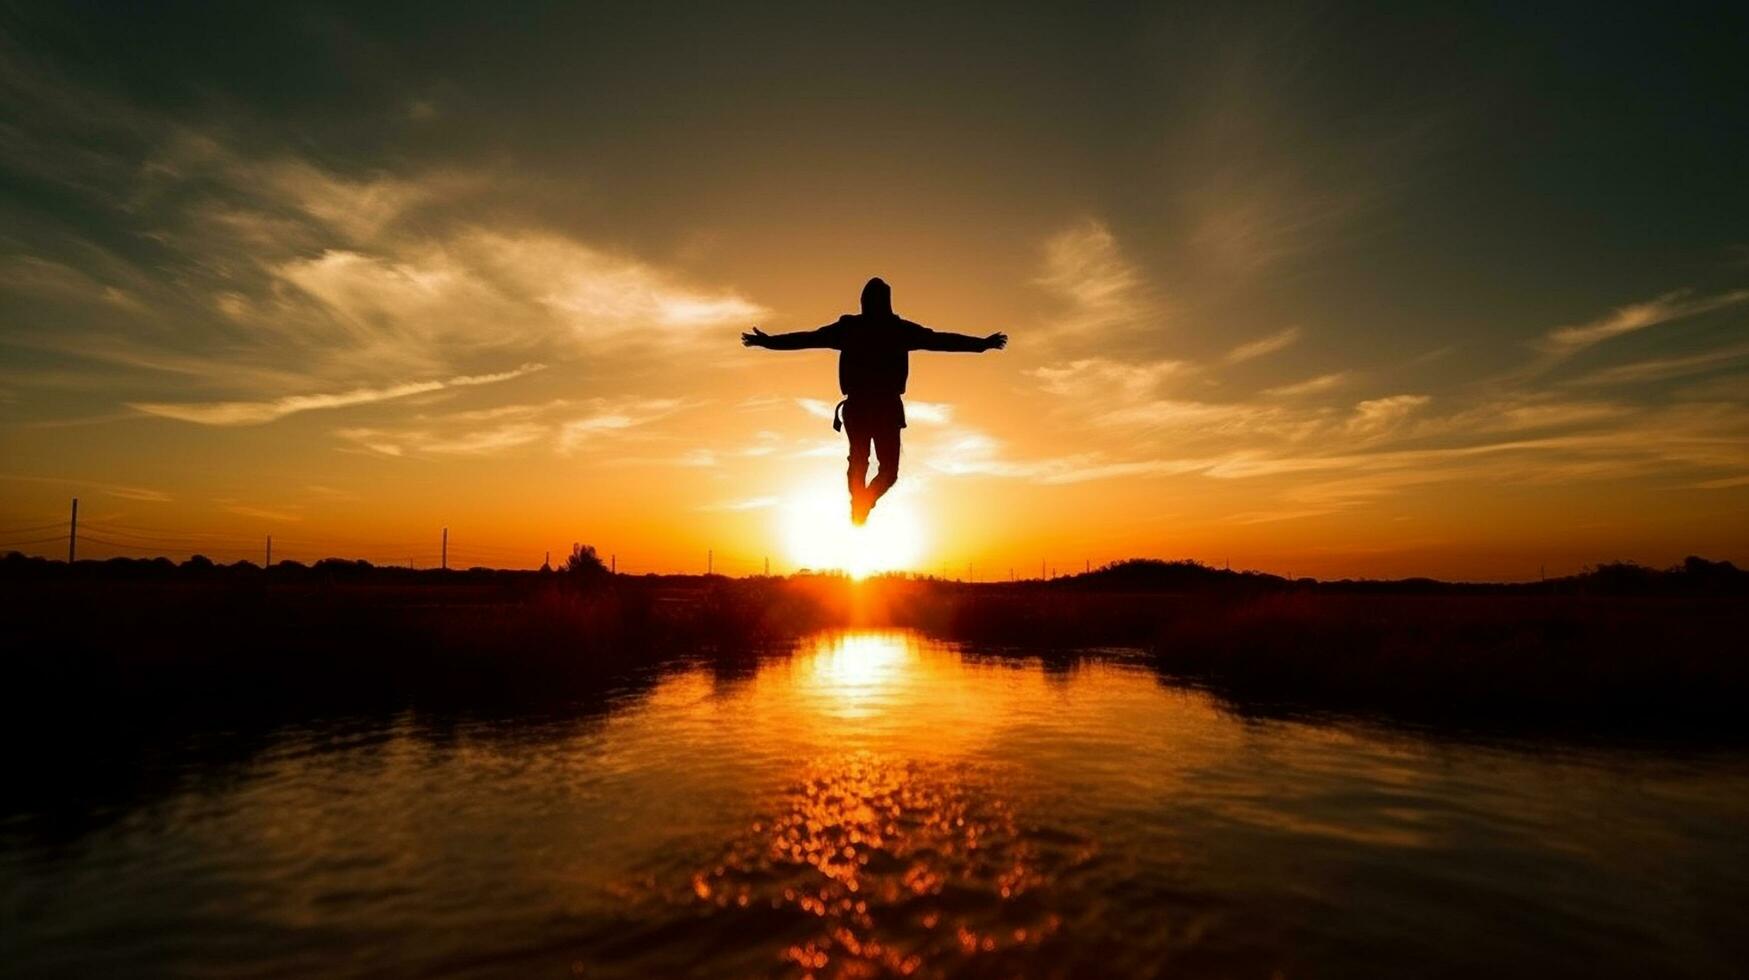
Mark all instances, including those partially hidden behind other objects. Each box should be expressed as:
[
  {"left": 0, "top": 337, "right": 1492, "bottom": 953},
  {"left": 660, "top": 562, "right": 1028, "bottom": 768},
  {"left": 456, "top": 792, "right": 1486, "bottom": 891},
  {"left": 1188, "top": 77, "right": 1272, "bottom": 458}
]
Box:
[{"left": 2, "top": 5, "right": 1746, "bottom": 580}]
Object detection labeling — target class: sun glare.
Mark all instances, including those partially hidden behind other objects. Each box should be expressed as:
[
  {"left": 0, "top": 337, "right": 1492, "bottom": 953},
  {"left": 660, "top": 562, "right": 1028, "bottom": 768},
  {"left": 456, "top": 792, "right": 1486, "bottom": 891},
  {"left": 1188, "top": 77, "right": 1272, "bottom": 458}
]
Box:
[
  {"left": 779, "top": 481, "right": 926, "bottom": 578},
  {"left": 805, "top": 631, "right": 912, "bottom": 696}
]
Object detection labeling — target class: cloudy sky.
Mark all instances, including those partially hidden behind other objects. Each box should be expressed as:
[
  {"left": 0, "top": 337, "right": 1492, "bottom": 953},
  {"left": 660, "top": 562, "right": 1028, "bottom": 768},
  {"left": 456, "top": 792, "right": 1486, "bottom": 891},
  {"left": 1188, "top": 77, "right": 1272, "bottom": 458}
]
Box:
[{"left": 2, "top": 2, "right": 1746, "bottom": 578}]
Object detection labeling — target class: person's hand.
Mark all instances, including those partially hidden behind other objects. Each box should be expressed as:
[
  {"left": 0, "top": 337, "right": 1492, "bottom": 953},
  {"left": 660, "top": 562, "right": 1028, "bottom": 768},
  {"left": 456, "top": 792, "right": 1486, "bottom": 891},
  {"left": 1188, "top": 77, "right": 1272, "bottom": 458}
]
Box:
[
  {"left": 742, "top": 327, "right": 769, "bottom": 347},
  {"left": 984, "top": 332, "right": 1008, "bottom": 351}
]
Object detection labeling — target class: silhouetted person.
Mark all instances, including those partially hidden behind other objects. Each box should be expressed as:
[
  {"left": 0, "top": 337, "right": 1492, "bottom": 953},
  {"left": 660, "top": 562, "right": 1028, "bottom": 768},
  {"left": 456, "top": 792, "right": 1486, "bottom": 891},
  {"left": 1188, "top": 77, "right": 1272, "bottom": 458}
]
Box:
[{"left": 743, "top": 277, "right": 1006, "bottom": 524}]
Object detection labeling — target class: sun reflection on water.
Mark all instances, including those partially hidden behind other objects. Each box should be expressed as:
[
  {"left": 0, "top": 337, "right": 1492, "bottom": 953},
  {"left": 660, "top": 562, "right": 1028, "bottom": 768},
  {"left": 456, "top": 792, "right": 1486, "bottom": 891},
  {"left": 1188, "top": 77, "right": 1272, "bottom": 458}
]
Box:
[
  {"left": 596, "top": 632, "right": 1216, "bottom": 974},
  {"left": 686, "top": 750, "right": 1094, "bottom": 977},
  {"left": 805, "top": 631, "right": 911, "bottom": 698}
]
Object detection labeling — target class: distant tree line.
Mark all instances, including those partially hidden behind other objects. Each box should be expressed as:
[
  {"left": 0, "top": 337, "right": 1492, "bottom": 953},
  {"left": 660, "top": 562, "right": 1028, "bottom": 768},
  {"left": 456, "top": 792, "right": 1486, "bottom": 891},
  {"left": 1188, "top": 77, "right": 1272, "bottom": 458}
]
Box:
[{"left": 2, "top": 550, "right": 1744, "bottom": 595}]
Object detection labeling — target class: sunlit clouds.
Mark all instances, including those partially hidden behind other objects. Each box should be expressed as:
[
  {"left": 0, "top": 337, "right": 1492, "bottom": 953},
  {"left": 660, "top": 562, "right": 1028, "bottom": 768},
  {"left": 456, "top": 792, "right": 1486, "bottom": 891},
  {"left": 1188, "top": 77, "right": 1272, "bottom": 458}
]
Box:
[
  {"left": 979, "top": 223, "right": 1749, "bottom": 549},
  {"left": 2, "top": 4, "right": 1746, "bottom": 578},
  {"left": 1263, "top": 373, "right": 1350, "bottom": 398},
  {"left": 1538, "top": 289, "right": 1749, "bottom": 359},
  {"left": 131, "top": 364, "right": 546, "bottom": 425},
  {"left": 1225, "top": 326, "right": 1302, "bottom": 364},
  {"left": 1344, "top": 395, "right": 1431, "bottom": 439},
  {"left": 332, "top": 396, "right": 690, "bottom": 458},
  {"left": 1034, "top": 220, "right": 1157, "bottom": 342}
]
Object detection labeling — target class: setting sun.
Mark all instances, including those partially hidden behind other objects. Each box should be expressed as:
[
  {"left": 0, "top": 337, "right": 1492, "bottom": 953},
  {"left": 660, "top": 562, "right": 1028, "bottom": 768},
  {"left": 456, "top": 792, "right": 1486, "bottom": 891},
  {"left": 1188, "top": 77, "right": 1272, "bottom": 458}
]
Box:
[{"left": 779, "top": 480, "right": 927, "bottom": 578}]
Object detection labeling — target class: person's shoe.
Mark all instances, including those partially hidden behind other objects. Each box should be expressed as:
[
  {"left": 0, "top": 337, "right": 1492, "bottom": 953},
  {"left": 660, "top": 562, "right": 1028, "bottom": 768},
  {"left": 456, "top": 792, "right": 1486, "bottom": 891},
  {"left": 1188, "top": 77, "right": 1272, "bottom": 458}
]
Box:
[{"left": 850, "top": 492, "right": 870, "bottom": 526}]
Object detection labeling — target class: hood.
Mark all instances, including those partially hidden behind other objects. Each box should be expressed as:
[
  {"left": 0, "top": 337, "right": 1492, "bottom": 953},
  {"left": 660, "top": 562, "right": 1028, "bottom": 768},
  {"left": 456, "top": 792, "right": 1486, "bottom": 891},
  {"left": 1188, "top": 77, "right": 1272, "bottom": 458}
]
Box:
[{"left": 860, "top": 277, "right": 893, "bottom": 318}]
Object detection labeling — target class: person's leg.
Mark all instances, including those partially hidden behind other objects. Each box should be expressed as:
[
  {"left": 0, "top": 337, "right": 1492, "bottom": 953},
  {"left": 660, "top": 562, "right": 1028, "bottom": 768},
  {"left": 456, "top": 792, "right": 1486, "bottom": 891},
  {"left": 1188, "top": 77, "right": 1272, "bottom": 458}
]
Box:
[
  {"left": 866, "top": 421, "right": 901, "bottom": 507},
  {"left": 845, "top": 416, "right": 872, "bottom": 519}
]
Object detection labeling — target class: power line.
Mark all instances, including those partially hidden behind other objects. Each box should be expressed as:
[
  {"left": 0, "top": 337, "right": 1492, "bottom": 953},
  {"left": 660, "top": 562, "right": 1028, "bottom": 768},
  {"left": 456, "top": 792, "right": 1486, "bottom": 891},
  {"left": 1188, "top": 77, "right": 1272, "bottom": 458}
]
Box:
[
  {"left": 0, "top": 534, "right": 67, "bottom": 549},
  {"left": 75, "top": 535, "right": 254, "bottom": 556},
  {"left": 81, "top": 520, "right": 441, "bottom": 553},
  {"left": 76, "top": 526, "right": 258, "bottom": 547},
  {"left": 0, "top": 520, "right": 65, "bottom": 535}
]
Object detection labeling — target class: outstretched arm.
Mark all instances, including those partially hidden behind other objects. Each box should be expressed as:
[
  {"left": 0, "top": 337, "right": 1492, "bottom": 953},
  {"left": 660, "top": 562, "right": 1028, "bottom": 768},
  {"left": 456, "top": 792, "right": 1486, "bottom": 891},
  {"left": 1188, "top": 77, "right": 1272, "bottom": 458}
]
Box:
[
  {"left": 742, "top": 324, "right": 840, "bottom": 350},
  {"left": 911, "top": 327, "right": 1008, "bottom": 353}
]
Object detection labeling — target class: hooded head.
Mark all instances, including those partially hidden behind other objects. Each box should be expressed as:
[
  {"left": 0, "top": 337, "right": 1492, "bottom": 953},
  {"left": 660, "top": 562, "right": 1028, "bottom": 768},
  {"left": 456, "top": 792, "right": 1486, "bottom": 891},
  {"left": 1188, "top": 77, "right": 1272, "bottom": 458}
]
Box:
[{"left": 860, "top": 277, "right": 894, "bottom": 318}]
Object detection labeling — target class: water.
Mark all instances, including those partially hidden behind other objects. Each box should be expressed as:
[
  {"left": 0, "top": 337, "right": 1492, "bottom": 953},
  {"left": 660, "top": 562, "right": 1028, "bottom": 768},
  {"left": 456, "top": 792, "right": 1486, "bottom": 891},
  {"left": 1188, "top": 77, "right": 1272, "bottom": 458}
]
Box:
[{"left": 5, "top": 630, "right": 1748, "bottom": 978}]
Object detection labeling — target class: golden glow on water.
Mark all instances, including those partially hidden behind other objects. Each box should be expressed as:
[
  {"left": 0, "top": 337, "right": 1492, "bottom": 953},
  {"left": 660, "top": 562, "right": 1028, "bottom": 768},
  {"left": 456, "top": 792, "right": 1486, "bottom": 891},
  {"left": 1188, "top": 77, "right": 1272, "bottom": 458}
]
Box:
[
  {"left": 616, "top": 630, "right": 1195, "bottom": 974},
  {"left": 802, "top": 632, "right": 911, "bottom": 705},
  {"left": 11, "top": 630, "right": 1749, "bottom": 978},
  {"left": 692, "top": 750, "right": 1084, "bottom": 976}
]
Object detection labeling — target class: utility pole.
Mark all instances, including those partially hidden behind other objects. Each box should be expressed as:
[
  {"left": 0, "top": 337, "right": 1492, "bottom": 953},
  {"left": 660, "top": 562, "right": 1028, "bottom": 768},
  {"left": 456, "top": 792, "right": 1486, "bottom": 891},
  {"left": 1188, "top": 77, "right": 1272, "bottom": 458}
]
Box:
[
  {"left": 1085, "top": 558, "right": 1090, "bottom": 575},
  {"left": 1040, "top": 559, "right": 1045, "bottom": 581},
  {"left": 441, "top": 527, "right": 448, "bottom": 570},
  {"left": 967, "top": 560, "right": 973, "bottom": 582},
  {"left": 266, "top": 534, "right": 272, "bottom": 568},
  {"left": 765, "top": 556, "right": 770, "bottom": 577},
  {"left": 708, "top": 548, "right": 713, "bottom": 575},
  {"left": 611, "top": 553, "right": 617, "bottom": 574},
  {"left": 544, "top": 550, "right": 550, "bottom": 570},
  {"left": 68, "top": 497, "right": 77, "bottom": 564}
]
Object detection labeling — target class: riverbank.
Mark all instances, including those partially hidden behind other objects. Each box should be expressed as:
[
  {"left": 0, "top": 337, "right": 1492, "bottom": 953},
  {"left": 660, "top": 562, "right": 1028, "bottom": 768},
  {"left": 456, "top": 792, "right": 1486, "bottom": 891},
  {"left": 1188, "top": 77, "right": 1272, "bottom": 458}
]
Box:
[{"left": 4, "top": 553, "right": 1746, "bottom": 737}]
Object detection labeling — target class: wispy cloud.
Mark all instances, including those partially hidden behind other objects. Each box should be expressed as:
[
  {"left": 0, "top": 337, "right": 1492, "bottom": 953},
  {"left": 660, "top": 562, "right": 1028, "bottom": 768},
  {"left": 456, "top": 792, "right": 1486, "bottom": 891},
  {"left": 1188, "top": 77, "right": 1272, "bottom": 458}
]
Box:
[
  {"left": 106, "top": 485, "right": 174, "bottom": 503},
  {"left": 0, "top": 473, "right": 171, "bottom": 502},
  {"left": 1225, "top": 326, "right": 1301, "bottom": 364},
  {"left": 1035, "top": 220, "right": 1158, "bottom": 340},
  {"left": 0, "top": 255, "right": 147, "bottom": 311},
  {"left": 1345, "top": 394, "right": 1430, "bottom": 438},
  {"left": 556, "top": 398, "right": 686, "bottom": 453},
  {"left": 607, "top": 448, "right": 723, "bottom": 468},
  {"left": 337, "top": 421, "right": 549, "bottom": 457},
  {"left": 1092, "top": 398, "right": 1335, "bottom": 449},
  {"left": 1224, "top": 507, "right": 1339, "bottom": 525},
  {"left": 278, "top": 232, "right": 766, "bottom": 349},
  {"left": 1567, "top": 340, "right": 1749, "bottom": 387},
  {"left": 1539, "top": 289, "right": 1749, "bottom": 357},
  {"left": 130, "top": 364, "right": 545, "bottom": 425},
  {"left": 795, "top": 397, "right": 836, "bottom": 421},
  {"left": 1263, "top": 372, "right": 1348, "bottom": 397},
  {"left": 736, "top": 394, "right": 791, "bottom": 411},
  {"left": 222, "top": 503, "right": 302, "bottom": 522},
  {"left": 904, "top": 401, "right": 953, "bottom": 425},
  {"left": 261, "top": 233, "right": 766, "bottom": 377},
  {"left": 431, "top": 398, "right": 571, "bottom": 423},
  {"left": 979, "top": 233, "right": 1749, "bottom": 507},
  {"left": 1031, "top": 358, "right": 1189, "bottom": 400},
  {"left": 918, "top": 363, "right": 1749, "bottom": 517},
  {"left": 698, "top": 496, "right": 780, "bottom": 512},
  {"left": 330, "top": 393, "right": 683, "bottom": 457},
  {"left": 918, "top": 427, "right": 1207, "bottom": 484}
]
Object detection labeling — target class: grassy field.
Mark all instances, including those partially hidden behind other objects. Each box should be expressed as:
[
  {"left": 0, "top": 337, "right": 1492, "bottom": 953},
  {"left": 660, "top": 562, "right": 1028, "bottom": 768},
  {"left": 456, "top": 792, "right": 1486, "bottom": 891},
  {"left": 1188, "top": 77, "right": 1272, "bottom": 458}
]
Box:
[{"left": 3, "top": 552, "right": 1746, "bottom": 736}]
